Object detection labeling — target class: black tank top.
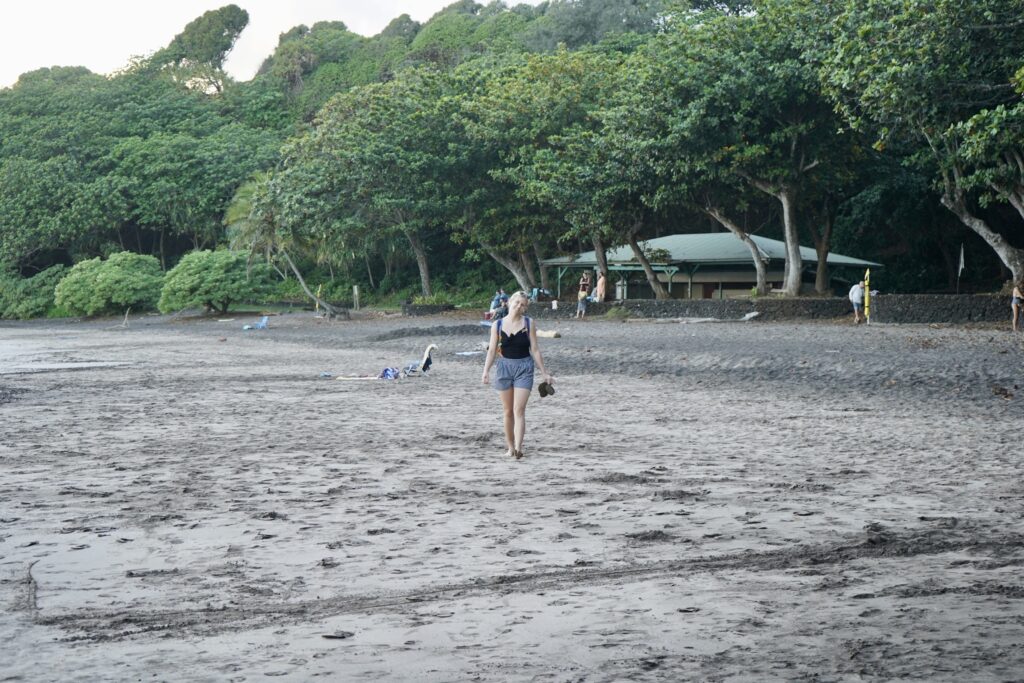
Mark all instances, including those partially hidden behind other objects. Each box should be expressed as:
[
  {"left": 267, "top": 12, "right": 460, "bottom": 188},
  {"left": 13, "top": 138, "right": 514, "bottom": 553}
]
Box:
[{"left": 498, "top": 317, "right": 531, "bottom": 359}]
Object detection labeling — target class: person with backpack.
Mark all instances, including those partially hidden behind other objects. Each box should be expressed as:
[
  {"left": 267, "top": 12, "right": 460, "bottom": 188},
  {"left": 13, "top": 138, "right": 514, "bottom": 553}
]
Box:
[{"left": 481, "top": 291, "right": 554, "bottom": 459}]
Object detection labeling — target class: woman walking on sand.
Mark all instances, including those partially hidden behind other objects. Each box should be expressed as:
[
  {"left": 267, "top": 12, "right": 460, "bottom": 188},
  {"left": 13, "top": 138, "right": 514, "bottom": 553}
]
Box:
[
  {"left": 1012, "top": 283, "right": 1023, "bottom": 332},
  {"left": 481, "top": 291, "right": 554, "bottom": 459}
]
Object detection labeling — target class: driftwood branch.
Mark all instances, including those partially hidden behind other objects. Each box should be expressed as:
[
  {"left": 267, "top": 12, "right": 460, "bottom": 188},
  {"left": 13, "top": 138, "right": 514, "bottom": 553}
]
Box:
[
  {"left": 107, "top": 307, "right": 131, "bottom": 330},
  {"left": 23, "top": 560, "right": 40, "bottom": 620}
]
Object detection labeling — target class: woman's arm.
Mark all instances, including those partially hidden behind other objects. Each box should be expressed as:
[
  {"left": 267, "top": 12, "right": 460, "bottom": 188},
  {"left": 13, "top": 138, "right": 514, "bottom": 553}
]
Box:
[
  {"left": 481, "top": 323, "right": 499, "bottom": 383},
  {"left": 529, "top": 324, "right": 552, "bottom": 383}
]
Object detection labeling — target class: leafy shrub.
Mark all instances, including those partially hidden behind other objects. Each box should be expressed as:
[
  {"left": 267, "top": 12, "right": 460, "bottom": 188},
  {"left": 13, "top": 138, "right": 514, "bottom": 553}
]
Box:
[
  {"left": 366, "top": 286, "right": 418, "bottom": 309},
  {"left": 55, "top": 252, "right": 163, "bottom": 316},
  {"left": 271, "top": 272, "right": 354, "bottom": 305},
  {"left": 159, "top": 250, "right": 273, "bottom": 314},
  {"left": 412, "top": 291, "right": 454, "bottom": 305},
  {"left": 603, "top": 304, "right": 631, "bottom": 320},
  {"left": 0, "top": 264, "right": 67, "bottom": 319}
]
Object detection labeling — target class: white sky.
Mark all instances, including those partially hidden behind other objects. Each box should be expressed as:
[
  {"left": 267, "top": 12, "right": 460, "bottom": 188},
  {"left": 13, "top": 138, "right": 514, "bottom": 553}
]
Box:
[{"left": 0, "top": 1, "right": 543, "bottom": 88}]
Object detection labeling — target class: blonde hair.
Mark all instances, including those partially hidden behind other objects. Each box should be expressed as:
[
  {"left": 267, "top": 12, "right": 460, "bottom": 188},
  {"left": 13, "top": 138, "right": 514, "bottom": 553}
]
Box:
[{"left": 508, "top": 291, "right": 529, "bottom": 307}]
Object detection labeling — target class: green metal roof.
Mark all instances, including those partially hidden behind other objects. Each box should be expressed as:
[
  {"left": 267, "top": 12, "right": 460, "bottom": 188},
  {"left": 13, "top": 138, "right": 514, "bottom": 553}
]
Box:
[{"left": 542, "top": 233, "right": 882, "bottom": 269}]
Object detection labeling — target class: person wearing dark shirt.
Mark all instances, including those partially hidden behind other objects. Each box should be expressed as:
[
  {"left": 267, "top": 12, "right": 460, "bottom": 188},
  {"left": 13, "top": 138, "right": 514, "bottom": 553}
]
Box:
[
  {"left": 576, "top": 272, "right": 592, "bottom": 319},
  {"left": 481, "top": 291, "right": 554, "bottom": 459}
]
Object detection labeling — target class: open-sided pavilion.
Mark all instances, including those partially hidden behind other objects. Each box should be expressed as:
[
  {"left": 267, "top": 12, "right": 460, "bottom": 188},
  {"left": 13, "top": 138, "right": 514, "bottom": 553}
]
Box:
[{"left": 542, "top": 233, "right": 882, "bottom": 299}]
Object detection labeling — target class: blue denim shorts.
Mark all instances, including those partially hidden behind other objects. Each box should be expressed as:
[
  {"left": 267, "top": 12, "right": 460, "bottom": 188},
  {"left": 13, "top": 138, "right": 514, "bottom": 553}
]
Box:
[{"left": 493, "top": 356, "right": 534, "bottom": 391}]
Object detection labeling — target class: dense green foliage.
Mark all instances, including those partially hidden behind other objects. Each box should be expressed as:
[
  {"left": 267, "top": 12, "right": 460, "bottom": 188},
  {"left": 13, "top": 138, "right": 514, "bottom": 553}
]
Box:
[
  {"left": 158, "top": 250, "right": 272, "bottom": 313},
  {"left": 2, "top": 0, "right": 1023, "bottom": 318},
  {"left": 0, "top": 264, "right": 66, "bottom": 319},
  {"left": 53, "top": 252, "right": 164, "bottom": 316}
]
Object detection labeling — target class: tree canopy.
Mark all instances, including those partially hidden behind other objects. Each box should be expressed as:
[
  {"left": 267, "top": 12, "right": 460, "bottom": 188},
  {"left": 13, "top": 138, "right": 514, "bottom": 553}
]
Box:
[{"left": 2, "top": 0, "right": 1022, "bottom": 320}]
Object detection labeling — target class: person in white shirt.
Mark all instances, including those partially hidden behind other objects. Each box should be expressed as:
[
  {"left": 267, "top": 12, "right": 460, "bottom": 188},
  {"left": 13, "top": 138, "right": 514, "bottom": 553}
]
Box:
[{"left": 849, "top": 281, "right": 866, "bottom": 324}]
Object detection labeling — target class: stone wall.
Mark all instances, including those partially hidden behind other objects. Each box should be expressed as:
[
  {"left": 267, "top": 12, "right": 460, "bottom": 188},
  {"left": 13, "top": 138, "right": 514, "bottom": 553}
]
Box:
[
  {"left": 866, "top": 294, "right": 1007, "bottom": 323},
  {"left": 518, "top": 294, "right": 1010, "bottom": 324},
  {"left": 401, "top": 303, "right": 455, "bottom": 316}
]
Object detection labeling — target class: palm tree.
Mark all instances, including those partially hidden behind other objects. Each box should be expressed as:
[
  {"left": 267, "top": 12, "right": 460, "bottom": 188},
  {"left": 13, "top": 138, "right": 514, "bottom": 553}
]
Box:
[{"left": 225, "top": 171, "right": 349, "bottom": 319}]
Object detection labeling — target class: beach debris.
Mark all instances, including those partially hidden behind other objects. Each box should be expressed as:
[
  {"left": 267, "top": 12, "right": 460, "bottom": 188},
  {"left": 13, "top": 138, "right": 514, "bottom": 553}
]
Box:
[
  {"left": 625, "top": 529, "right": 674, "bottom": 542},
  {"left": 322, "top": 631, "right": 355, "bottom": 640},
  {"left": 403, "top": 343, "right": 438, "bottom": 377},
  {"left": 318, "top": 371, "right": 333, "bottom": 378},
  {"left": 243, "top": 315, "right": 269, "bottom": 330},
  {"left": 332, "top": 344, "right": 438, "bottom": 381},
  {"left": 991, "top": 384, "right": 1014, "bottom": 399},
  {"left": 106, "top": 307, "right": 132, "bottom": 330}
]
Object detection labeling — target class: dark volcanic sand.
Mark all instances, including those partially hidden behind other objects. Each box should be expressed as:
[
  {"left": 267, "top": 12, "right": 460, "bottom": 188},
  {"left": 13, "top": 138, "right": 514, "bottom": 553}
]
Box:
[{"left": 1, "top": 312, "right": 1023, "bottom": 681}]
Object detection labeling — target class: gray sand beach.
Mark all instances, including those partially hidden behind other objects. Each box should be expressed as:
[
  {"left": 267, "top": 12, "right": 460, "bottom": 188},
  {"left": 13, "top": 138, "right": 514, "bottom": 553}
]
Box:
[{"left": 1, "top": 312, "right": 1023, "bottom": 681}]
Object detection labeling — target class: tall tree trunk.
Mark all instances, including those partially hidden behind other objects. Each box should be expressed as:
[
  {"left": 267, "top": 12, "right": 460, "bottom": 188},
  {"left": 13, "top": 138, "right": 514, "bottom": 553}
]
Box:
[
  {"left": 532, "top": 242, "right": 550, "bottom": 291},
  {"left": 482, "top": 242, "right": 534, "bottom": 292},
  {"left": 749, "top": 179, "right": 803, "bottom": 295},
  {"left": 591, "top": 233, "right": 610, "bottom": 284},
  {"left": 404, "top": 229, "right": 431, "bottom": 297},
  {"left": 813, "top": 243, "right": 830, "bottom": 294},
  {"left": 265, "top": 246, "right": 288, "bottom": 281},
  {"left": 703, "top": 206, "right": 769, "bottom": 295},
  {"left": 626, "top": 223, "right": 670, "bottom": 300},
  {"left": 807, "top": 197, "right": 835, "bottom": 295},
  {"left": 278, "top": 249, "right": 349, "bottom": 319},
  {"left": 364, "top": 252, "right": 376, "bottom": 290},
  {"left": 517, "top": 250, "right": 537, "bottom": 289},
  {"left": 778, "top": 187, "right": 803, "bottom": 296},
  {"left": 941, "top": 182, "right": 1024, "bottom": 286}
]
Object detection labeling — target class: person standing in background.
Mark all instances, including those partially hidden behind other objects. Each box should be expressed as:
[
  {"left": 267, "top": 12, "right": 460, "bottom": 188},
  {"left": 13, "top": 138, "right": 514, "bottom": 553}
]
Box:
[
  {"left": 576, "top": 272, "right": 592, "bottom": 319},
  {"left": 849, "top": 280, "right": 865, "bottom": 324},
  {"left": 1012, "top": 283, "right": 1023, "bottom": 332},
  {"left": 594, "top": 272, "right": 607, "bottom": 303}
]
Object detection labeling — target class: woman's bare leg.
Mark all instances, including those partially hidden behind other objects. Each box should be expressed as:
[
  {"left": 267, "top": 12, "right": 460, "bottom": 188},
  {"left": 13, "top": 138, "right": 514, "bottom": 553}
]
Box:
[
  {"left": 499, "top": 389, "right": 515, "bottom": 455},
  {"left": 512, "top": 387, "right": 531, "bottom": 454},
  {"left": 1013, "top": 303, "right": 1020, "bottom": 332}
]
